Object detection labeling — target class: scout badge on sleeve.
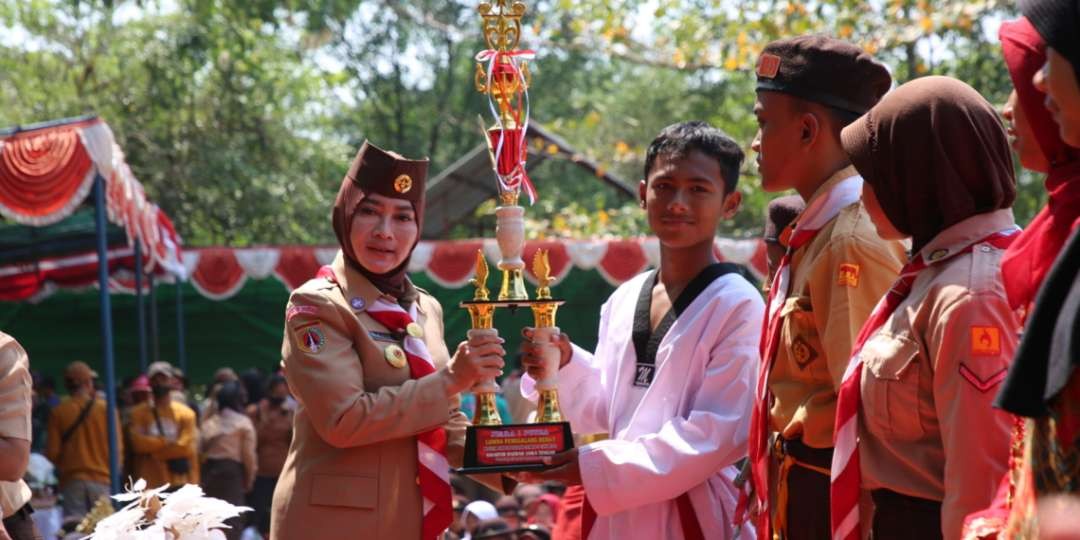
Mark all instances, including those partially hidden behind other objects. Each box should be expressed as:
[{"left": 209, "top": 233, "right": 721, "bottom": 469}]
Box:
[
  {"left": 293, "top": 321, "right": 326, "bottom": 354},
  {"left": 837, "top": 263, "right": 861, "bottom": 288}
]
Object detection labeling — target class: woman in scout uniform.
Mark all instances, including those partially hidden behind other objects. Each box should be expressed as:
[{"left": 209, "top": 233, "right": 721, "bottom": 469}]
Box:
[
  {"left": 829, "top": 76, "right": 1021, "bottom": 540},
  {"left": 270, "top": 141, "right": 505, "bottom": 540}
]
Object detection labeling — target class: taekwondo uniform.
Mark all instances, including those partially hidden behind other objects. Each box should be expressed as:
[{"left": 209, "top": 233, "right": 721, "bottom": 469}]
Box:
[{"left": 524, "top": 264, "right": 763, "bottom": 539}]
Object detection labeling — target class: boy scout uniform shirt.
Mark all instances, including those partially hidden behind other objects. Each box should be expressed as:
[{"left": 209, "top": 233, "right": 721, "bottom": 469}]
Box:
[
  {"left": 767, "top": 166, "right": 908, "bottom": 449},
  {"left": 859, "top": 209, "right": 1019, "bottom": 539},
  {"left": 271, "top": 251, "right": 468, "bottom": 540},
  {"left": 0, "top": 333, "right": 33, "bottom": 519}
]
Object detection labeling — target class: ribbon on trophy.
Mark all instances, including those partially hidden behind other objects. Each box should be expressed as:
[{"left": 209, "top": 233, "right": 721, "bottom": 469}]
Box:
[{"left": 475, "top": 2, "right": 538, "bottom": 205}]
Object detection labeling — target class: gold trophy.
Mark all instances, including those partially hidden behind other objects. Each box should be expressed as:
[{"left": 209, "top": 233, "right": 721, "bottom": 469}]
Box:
[
  {"left": 463, "top": 251, "right": 502, "bottom": 427},
  {"left": 458, "top": 248, "right": 573, "bottom": 474},
  {"left": 530, "top": 250, "right": 563, "bottom": 424},
  {"left": 456, "top": 0, "right": 572, "bottom": 474}
]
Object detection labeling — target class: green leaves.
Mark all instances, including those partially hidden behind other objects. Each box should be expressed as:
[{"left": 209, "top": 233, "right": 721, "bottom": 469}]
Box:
[{"left": 0, "top": 0, "right": 1043, "bottom": 245}]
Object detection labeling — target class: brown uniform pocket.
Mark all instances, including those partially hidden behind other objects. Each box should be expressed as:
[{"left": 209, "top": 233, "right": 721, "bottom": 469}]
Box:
[
  {"left": 309, "top": 473, "right": 378, "bottom": 509},
  {"left": 779, "top": 296, "right": 827, "bottom": 380},
  {"left": 861, "top": 333, "right": 924, "bottom": 441}
]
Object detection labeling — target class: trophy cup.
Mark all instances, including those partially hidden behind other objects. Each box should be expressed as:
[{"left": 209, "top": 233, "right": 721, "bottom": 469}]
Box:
[
  {"left": 455, "top": 1, "right": 575, "bottom": 474},
  {"left": 458, "top": 249, "right": 573, "bottom": 474}
]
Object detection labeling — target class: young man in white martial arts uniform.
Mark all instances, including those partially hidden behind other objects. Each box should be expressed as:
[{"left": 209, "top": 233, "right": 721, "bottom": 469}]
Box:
[{"left": 517, "top": 121, "right": 763, "bottom": 539}]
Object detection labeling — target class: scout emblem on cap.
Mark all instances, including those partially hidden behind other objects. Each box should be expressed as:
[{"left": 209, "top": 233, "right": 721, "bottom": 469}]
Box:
[
  {"left": 350, "top": 297, "right": 366, "bottom": 311},
  {"left": 393, "top": 174, "right": 413, "bottom": 193},
  {"left": 406, "top": 322, "right": 424, "bottom": 338},
  {"left": 385, "top": 344, "right": 408, "bottom": 368},
  {"left": 757, "top": 53, "right": 781, "bottom": 79},
  {"left": 294, "top": 322, "right": 326, "bottom": 354}
]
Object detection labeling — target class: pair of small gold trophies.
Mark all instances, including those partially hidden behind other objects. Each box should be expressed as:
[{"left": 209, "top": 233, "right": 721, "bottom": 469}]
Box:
[{"left": 457, "top": 246, "right": 572, "bottom": 473}]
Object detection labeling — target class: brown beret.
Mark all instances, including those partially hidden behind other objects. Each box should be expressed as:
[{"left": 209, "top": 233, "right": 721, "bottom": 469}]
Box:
[
  {"left": 763, "top": 195, "right": 805, "bottom": 244},
  {"left": 756, "top": 35, "right": 892, "bottom": 115},
  {"left": 344, "top": 140, "right": 429, "bottom": 206}
]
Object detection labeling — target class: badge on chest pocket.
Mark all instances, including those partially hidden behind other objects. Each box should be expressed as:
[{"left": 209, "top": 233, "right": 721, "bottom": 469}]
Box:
[{"left": 780, "top": 296, "right": 821, "bottom": 372}]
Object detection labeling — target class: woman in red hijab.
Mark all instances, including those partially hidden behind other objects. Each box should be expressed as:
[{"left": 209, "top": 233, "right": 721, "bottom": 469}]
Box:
[
  {"left": 999, "top": 17, "right": 1080, "bottom": 318},
  {"left": 963, "top": 17, "right": 1080, "bottom": 539},
  {"left": 270, "top": 142, "right": 505, "bottom": 540}
]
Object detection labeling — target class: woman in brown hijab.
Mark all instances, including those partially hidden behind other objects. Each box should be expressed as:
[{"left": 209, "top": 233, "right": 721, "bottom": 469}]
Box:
[
  {"left": 270, "top": 142, "right": 505, "bottom": 540},
  {"left": 830, "top": 76, "right": 1022, "bottom": 540}
]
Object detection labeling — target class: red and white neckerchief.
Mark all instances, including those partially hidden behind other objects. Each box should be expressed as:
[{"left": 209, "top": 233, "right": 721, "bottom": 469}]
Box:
[
  {"left": 737, "top": 174, "right": 863, "bottom": 538},
  {"left": 365, "top": 298, "right": 453, "bottom": 540},
  {"left": 316, "top": 265, "right": 452, "bottom": 539},
  {"left": 829, "top": 229, "right": 1018, "bottom": 540}
]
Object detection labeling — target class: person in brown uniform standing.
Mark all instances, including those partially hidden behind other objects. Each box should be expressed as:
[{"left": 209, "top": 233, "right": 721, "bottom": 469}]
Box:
[
  {"left": 831, "top": 75, "right": 1020, "bottom": 540},
  {"left": 0, "top": 333, "right": 42, "bottom": 540},
  {"left": 270, "top": 142, "right": 504, "bottom": 540},
  {"left": 742, "top": 36, "right": 908, "bottom": 540}
]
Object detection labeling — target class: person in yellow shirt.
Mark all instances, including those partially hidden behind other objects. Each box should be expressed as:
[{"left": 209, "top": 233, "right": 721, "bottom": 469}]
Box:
[
  {"left": 45, "top": 361, "right": 121, "bottom": 520},
  {"left": 126, "top": 362, "right": 199, "bottom": 489}
]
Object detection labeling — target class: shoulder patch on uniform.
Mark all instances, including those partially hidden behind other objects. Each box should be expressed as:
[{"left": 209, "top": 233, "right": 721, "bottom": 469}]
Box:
[
  {"left": 837, "top": 263, "right": 860, "bottom": 288},
  {"left": 294, "top": 321, "right": 326, "bottom": 354},
  {"left": 959, "top": 364, "right": 1007, "bottom": 392},
  {"left": 970, "top": 326, "right": 1002, "bottom": 356},
  {"left": 286, "top": 305, "right": 319, "bottom": 322}
]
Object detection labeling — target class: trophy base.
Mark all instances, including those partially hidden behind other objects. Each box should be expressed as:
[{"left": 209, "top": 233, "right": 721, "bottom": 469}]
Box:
[{"left": 455, "top": 421, "right": 574, "bottom": 475}]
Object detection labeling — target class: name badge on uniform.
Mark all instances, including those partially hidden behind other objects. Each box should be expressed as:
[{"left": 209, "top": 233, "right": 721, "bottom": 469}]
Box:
[
  {"left": 368, "top": 330, "right": 398, "bottom": 343},
  {"left": 633, "top": 363, "right": 655, "bottom": 388}
]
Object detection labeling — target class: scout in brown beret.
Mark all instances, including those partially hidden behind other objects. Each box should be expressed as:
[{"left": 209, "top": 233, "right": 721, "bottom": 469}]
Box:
[{"left": 744, "top": 35, "right": 908, "bottom": 540}]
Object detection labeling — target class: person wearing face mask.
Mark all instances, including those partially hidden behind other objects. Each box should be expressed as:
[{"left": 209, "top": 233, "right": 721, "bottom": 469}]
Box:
[
  {"left": 246, "top": 374, "right": 293, "bottom": 538},
  {"left": 270, "top": 142, "right": 504, "bottom": 540},
  {"left": 829, "top": 76, "right": 1021, "bottom": 540},
  {"left": 126, "top": 361, "right": 199, "bottom": 489}
]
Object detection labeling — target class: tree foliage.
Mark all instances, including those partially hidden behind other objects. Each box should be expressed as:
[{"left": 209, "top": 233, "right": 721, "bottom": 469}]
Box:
[{"left": 0, "top": 0, "right": 1042, "bottom": 246}]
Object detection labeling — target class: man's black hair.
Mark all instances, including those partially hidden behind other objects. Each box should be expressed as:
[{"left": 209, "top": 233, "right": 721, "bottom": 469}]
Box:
[
  {"left": 216, "top": 380, "right": 247, "bottom": 413},
  {"left": 792, "top": 100, "right": 863, "bottom": 137},
  {"left": 643, "top": 121, "right": 745, "bottom": 194}
]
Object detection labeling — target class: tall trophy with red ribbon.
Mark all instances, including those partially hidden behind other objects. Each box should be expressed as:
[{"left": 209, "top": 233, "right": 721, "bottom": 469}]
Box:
[{"left": 457, "top": 0, "right": 574, "bottom": 474}]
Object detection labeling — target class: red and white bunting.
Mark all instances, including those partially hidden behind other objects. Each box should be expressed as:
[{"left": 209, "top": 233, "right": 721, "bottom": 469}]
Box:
[{"left": 0, "top": 238, "right": 766, "bottom": 303}]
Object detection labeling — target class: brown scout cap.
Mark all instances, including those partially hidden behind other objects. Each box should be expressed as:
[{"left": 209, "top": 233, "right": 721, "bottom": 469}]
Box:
[
  {"left": 763, "top": 195, "right": 805, "bottom": 245},
  {"left": 64, "top": 361, "right": 98, "bottom": 382},
  {"left": 756, "top": 35, "right": 892, "bottom": 115},
  {"left": 343, "top": 141, "right": 429, "bottom": 208}
]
